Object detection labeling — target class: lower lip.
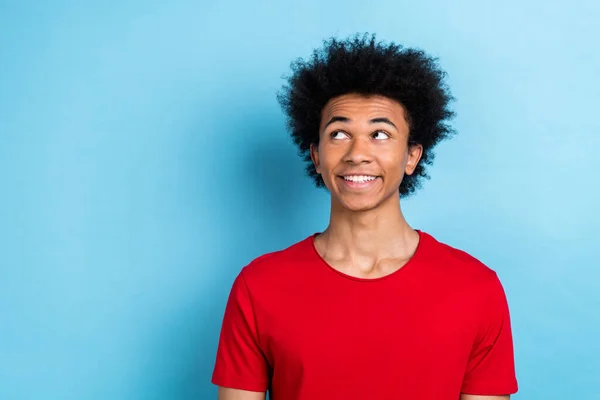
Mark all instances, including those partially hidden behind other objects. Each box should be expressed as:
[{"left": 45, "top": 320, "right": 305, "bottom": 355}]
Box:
[{"left": 338, "top": 176, "right": 380, "bottom": 190}]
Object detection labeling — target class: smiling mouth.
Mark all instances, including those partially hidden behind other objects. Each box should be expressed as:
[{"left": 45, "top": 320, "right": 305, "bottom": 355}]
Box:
[
  {"left": 341, "top": 175, "right": 378, "bottom": 183},
  {"left": 337, "top": 175, "right": 381, "bottom": 189}
]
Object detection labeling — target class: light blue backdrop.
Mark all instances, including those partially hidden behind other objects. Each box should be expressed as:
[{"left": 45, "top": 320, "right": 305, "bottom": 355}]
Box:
[{"left": 1, "top": 1, "right": 599, "bottom": 399}]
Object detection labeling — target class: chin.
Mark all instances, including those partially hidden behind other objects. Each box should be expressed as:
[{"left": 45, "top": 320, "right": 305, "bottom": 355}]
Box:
[
  {"left": 331, "top": 188, "right": 400, "bottom": 213},
  {"left": 335, "top": 198, "right": 383, "bottom": 213}
]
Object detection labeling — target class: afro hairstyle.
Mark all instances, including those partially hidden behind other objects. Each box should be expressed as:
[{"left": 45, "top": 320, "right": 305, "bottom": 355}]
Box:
[{"left": 277, "top": 33, "right": 456, "bottom": 198}]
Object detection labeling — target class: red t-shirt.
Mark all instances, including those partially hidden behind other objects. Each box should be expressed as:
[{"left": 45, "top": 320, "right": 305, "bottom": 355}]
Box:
[{"left": 212, "top": 230, "right": 518, "bottom": 399}]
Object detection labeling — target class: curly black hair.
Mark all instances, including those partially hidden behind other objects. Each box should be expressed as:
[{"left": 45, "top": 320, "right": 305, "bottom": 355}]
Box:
[{"left": 277, "top": 33, "right": 456, "bottom": 198}]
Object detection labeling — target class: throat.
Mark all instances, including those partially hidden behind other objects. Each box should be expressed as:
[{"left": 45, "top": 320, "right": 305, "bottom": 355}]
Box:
[
  {"left": 324, "top": 256, "right": 412, "bottom": 280},
  {"left": 313, "top": 228, "right": 421, "bottom": 280}
]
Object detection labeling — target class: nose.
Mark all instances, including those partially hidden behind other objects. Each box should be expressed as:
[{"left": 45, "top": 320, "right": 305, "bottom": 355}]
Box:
[{"left": 343, "top": 136, "right": 373, "bottom": 164}]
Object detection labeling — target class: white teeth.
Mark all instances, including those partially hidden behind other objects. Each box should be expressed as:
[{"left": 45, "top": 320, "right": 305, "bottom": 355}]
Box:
[{"left": 344, "top": 175, "right": 377, "bottom": 183}]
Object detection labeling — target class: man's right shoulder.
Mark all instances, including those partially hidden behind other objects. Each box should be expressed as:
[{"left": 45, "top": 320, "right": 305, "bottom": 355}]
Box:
[{"left": 239, "top": 234, "right": 314, "bottom": 282}]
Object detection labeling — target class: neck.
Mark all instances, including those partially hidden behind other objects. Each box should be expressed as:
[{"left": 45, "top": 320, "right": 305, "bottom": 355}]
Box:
[{"left": 319, "top": 194, "right": 417, "bottom": 261}]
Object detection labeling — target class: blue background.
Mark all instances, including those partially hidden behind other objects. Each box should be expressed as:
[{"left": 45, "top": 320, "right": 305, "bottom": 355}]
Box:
[{"left": 1, "top": 1, "right": 599, "bottom": 399}]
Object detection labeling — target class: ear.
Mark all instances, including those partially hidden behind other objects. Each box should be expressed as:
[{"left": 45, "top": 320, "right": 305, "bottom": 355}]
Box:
[
  {"left": 405, "top": 143, "right": 423, "bottom": 175},
  {"left": 309, "top": 143, "right": 321, "bottom": 174}
]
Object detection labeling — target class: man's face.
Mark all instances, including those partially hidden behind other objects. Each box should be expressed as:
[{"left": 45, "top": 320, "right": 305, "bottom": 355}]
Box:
[{"left": 310, "top": 93, "right": 423, "bottom": 212}]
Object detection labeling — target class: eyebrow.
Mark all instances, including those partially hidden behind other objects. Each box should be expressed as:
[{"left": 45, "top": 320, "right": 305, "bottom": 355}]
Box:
[{"left": 324, "top": 116, "right": 398, "bottom": 130}]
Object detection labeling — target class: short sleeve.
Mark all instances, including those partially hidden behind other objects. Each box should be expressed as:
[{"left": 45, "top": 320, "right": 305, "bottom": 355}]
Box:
[
  {"left": 211, "top": 269, "right": 269, "bottom": 392},
  {"left": 461, "top": 272, "right": 518, "bottom": 395}
]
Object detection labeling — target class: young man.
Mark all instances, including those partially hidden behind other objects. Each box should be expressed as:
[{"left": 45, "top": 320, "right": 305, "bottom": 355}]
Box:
[{"left": 211, "top": 34, "right": 518, "bottom": 400}]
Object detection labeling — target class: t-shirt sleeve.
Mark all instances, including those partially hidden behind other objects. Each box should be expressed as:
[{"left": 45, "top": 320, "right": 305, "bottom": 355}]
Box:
[
  {"left": 461, "top": 272, "right": 518, "bottom": 395},
  {"left": 211, "top": 269, "right": 269, "bottom": 392}
]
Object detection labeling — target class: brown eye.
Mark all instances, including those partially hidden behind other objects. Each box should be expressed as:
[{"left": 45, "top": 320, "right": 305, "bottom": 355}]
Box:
[
  {"left": 373, "top": 130, "right": 390, "bottom": 140},
  {"left": 331, "top": 131, "right": 349, "bottom": 140}
]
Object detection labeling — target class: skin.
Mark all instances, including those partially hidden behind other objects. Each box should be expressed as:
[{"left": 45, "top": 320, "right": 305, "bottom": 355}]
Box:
[
  {"left": 309, "top": 93, "right": 423, "bottom": 279},
  {"left": 217, "top": 93, "right": 509, "bottom": 400},
  {"left": 217, "top": 387, "right": 264, "bottom": 400}
]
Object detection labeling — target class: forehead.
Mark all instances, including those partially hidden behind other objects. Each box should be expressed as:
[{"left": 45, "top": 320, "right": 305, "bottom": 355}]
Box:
[{"left": 321, "top": 93, "right": 407, "bottom": 122}]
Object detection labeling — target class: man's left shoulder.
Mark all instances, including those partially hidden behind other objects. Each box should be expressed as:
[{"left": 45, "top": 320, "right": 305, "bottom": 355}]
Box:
[{"left": 422, "top": 231, "right": 501, "bottom": 284}]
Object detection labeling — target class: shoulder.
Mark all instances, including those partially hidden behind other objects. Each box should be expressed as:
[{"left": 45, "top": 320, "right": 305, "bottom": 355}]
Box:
[
  {"left": 420, "top": 231, "right": 511, "bottom": 324},
  {"left": 239, "top": 234, "right": 315, "bottom": 286},
  {"left": 420, "top": 230, "right": 501, "bottom": 287}
]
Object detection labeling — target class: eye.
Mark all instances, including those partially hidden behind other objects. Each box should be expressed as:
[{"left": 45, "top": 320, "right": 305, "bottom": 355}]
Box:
[
  {"left": 330, "top": 130, "right": 349, "bottom": 140},
  {"left": 372, "top": 130, "right": 390, "bottom": 140}
]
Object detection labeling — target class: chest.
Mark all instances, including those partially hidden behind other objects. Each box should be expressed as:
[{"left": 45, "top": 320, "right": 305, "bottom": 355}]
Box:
[{"left": 258, "top": 279, "right": 479, "bottom": 375}]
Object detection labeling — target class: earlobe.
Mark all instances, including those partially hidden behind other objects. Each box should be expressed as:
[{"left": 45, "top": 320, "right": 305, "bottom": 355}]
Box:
[
  {"left": 405, "top": 144, "right": 423, "bottom": 175},
  {"left": 310, "top": 143, "right": 321, "bottom": 174}
]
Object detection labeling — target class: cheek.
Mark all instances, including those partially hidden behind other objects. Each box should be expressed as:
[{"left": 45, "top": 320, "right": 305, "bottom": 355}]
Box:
[
  {"left": 316, "top": 146, "right": 339, "bottom": 169},
  {"left": 379, "top": 151, "right": 407, "bottom": 171}
]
